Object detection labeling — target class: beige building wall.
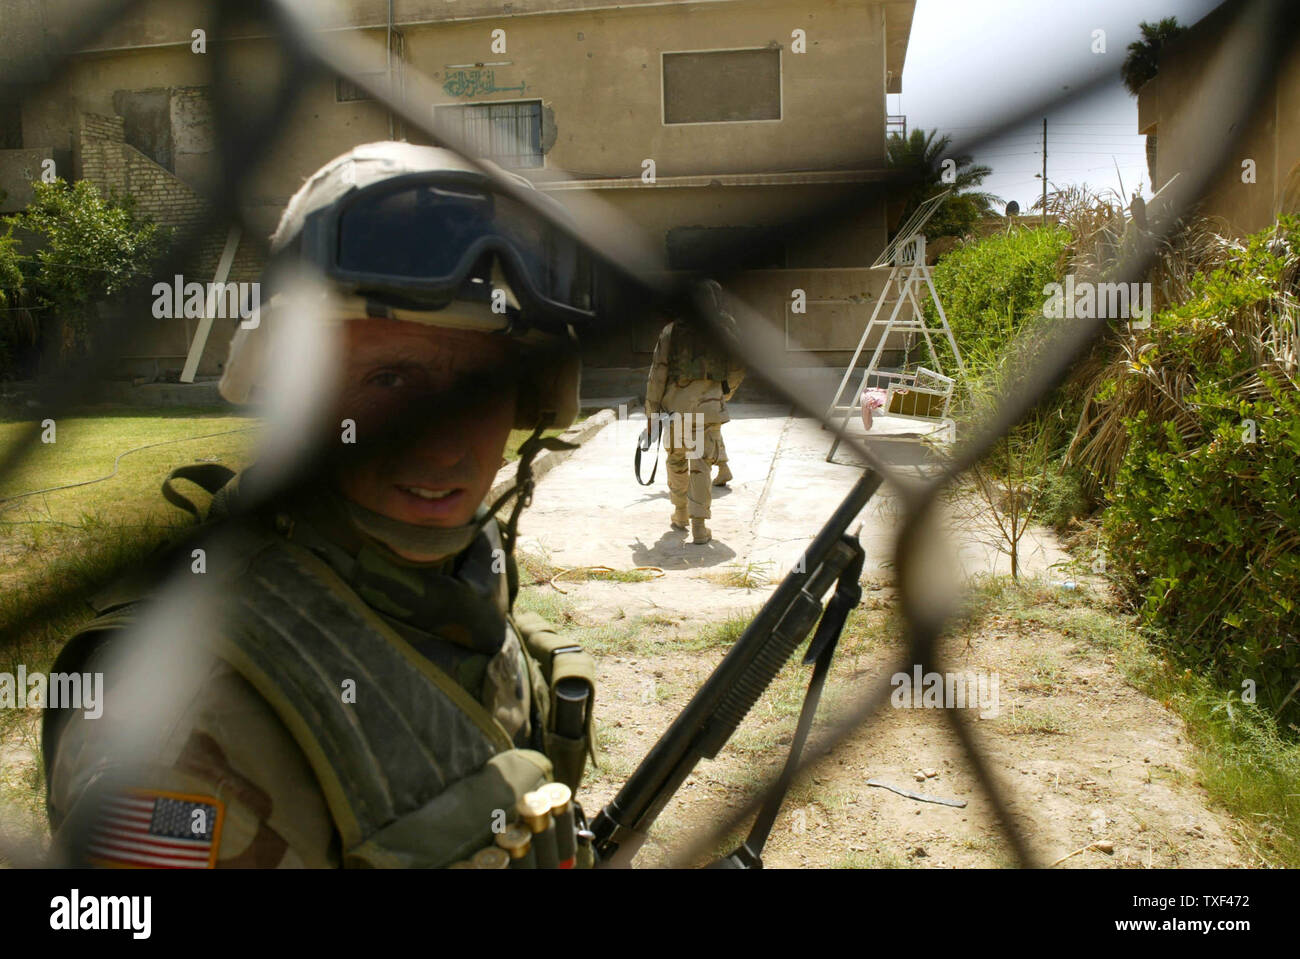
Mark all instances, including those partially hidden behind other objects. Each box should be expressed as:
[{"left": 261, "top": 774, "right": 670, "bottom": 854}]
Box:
[
  {"left": 1138, "top": 4, "right": 1300, "bottom": 236},
  {"left": 7, "top": 0, "right": 916, "bottom": 374}
]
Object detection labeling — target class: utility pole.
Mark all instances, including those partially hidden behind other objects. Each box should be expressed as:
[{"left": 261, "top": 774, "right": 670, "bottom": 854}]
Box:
[
  {"left": 1041, "top": 117, "right": 1048, "bottom": 227},
  {"left": 387, "top": 0, "right": 395, "bottom": 140}
]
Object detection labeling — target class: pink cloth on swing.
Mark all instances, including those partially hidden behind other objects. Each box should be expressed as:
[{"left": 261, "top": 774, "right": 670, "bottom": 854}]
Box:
[{"left": 860, "top": 387, "right": 888, "bottom": 430}]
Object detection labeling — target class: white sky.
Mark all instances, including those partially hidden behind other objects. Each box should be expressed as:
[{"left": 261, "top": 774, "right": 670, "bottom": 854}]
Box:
[{"left": 896, "top": 0, "right": 1225, "bottom": 211}]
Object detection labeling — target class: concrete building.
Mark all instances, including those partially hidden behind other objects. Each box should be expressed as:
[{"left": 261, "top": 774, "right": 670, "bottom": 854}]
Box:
[
  {"left": 1137, "top": 1, "right": 1300, "bottom": 237},
  {"left": 1, "top": 0, "right": 916, "bottom": 380}
]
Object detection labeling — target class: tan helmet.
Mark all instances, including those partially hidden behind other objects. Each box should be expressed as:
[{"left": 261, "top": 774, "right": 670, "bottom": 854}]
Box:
[{"left": 220, "top": 141, "right": 585, "bottom": 430}]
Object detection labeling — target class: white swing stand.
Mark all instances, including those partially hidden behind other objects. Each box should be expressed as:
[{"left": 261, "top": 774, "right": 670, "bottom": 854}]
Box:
[{"left": 824, "top": 190, "right": 965, "bottom": 462}]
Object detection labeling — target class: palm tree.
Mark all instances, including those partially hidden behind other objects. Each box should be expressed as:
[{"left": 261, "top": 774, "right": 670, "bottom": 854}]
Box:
[
  {"left": 886, "top": 128, "right": 998, "bottom": 240},
  {"left": 1121, "top": 17, "right": 1186, "bottom": 95},
  {"left": 1121, "top": 17, "right": 1187, "bottom": 189}
]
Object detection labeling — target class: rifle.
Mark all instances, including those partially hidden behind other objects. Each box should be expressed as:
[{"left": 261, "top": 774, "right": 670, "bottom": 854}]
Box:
[{"left": 589, "top": 468, "right": 883, "bottom": 867}]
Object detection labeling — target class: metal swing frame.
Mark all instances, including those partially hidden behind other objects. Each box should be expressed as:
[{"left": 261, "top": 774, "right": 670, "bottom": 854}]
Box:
[{"left": 824, "top": 190, "right": 966, "bottom": 461}]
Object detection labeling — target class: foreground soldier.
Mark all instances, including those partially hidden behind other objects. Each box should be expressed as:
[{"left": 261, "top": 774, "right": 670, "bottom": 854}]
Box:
[
  {"left": 42, "top": 143, "right": 596, "bottom": 868},
  {"left": 644, "top": 299, "right": 745, "bottom": 544}
]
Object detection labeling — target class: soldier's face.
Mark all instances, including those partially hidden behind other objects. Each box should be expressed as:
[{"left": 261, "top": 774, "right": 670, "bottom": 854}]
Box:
[{"left": 333, "top": 317, "right": 517, "bottom": 547}]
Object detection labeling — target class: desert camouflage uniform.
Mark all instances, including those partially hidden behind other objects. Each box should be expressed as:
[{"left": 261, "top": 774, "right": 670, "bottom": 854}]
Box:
[
  {"left": 645, "top": 320, "right": 745, "bottom": 522},
  {"left": 43, "top": 474, "right": 591, "bottom": 868}
]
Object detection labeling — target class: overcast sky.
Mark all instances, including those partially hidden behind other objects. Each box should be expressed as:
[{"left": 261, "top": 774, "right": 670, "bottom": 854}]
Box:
[{"left": 897, "top": 0, "right": 1226, "bottom": 211}]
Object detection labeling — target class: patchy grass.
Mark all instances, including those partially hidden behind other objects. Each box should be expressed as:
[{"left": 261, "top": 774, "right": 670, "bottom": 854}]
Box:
[
  {"left": 512, "top": 586, "right": 575, "bottom": 627},
  {"left": 701, "top": 560, "right": 774, "bottom": 590},
  {"left": 956, "top": 575, "right": 1300, "bottom": 867},
  {"left": 998, "top": 704, "right": 1073, "bottom": 736},
  {"left": 679, "top": 613, "right": 751, "bottom": 652},
  {"left": 515, "top": 549, "right": 561, "bottom": 586},
  {"left": 515, "top": 550, "right": 658, "bottom": 590},
  {"left": 552, "top": 566, "right": 660, "bottom": 586},
  {"left": 502, "top": 415, "right": 588, "bottom": 464},
  {"left": 834, "top": 848, "right": 907, "bottom": 869}
]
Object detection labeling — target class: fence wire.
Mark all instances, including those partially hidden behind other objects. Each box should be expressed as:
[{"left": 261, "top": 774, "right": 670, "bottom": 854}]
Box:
[{"left": 0, "top": 0, "right": 1295, "bottom": 869}]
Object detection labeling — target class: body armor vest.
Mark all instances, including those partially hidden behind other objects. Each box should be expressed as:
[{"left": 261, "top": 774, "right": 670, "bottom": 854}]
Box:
[
  {"left": 44, "top": 473, "right": 595, "bottom": 867},
  {"left": 666, "top": 323, "right": 732, "bottom": 384}
]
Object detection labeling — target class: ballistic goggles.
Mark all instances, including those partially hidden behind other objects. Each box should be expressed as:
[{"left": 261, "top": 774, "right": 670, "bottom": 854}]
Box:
[{"left": 279, "top": 171, "right": 597, "bottom": 331}]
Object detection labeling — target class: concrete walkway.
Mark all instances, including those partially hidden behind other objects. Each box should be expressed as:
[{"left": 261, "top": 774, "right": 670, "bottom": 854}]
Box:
[{"left": 516, "top": 402, "right": 1074, "bottom": 619}]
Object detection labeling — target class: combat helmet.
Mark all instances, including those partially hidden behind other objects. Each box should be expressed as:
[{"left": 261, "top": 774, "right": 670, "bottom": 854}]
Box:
[
  {"left": 221, "top": 141, "right": 588, "bottom": 428},
  {"left": 220, "top": 141, "right": 594, "bottom": 561}
]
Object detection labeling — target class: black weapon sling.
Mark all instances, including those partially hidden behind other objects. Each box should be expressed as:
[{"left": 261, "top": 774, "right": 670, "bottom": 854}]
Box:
[
  {"left": 634, "top": 425, "right": 660, "bottom": 486},
  {"left": 710, "top": 533, "right": 865, "bottom": 868}
]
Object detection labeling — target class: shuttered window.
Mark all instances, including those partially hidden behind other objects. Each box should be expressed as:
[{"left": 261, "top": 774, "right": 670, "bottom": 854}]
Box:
[{"left": 436, "top": 100, "right": 543, "bottom": 169}]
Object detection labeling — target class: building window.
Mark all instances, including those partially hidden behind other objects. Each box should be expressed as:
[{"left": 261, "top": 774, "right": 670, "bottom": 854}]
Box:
[
  {"left": 662, "top": 49, "right": 781, "bottom": 124},
  {"left": 434, "top": 100, "right": 543, "bottom": 169},
  {"left": 336, "top": 73, "right": 386, "bottom": 103},
  {"left": 666, "top": 225, "right": 786, "bottom": 271}
]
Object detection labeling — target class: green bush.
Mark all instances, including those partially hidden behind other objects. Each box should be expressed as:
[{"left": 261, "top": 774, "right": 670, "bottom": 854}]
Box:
[
  {"left": 4, "top": 178, "right": 165, "bottom": 358},
  {"left": 0, "top": 225, "right": 31, "bottom": 379},
  {"left": 1103, "top": 220, "right": 1300, "bottom": 724},
  {"left": 926, "top": 224, "right": 1071, "bottom": 361},
  {"left": 923, "top": 226, "right": 1079, "bottom": 575}
]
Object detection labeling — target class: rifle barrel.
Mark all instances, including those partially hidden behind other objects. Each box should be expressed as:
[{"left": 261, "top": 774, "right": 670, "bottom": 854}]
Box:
[{"left": 591, "top": 469, "right": 883, "bottom": 865}]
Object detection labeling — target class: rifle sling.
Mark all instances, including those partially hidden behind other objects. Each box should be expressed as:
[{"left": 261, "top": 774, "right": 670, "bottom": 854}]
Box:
[
  {"left": 715, "top": 536, "right": 865, "bottom": 868},
  {"left": 634, "top": 427, "right": 660, "bottom": 486}
]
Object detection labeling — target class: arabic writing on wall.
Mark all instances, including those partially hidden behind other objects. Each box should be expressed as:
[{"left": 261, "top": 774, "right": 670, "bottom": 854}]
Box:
[{"left": 442, "top": 70, "right": 527, "bottom": 97}]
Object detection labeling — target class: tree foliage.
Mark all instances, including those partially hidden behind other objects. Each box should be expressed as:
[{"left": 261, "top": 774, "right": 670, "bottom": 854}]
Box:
[
  {"left": 886, "top": 128, "right": 999, "bottom": 240},
  {"left": 1121, "top": 17, "right": 1187, "bottom": 96},
  {"left": 3, "top": 178, "right": 165, "bottom": 359},
  {"left": 0, "top": 225, "right": 34, "bottom": 378}
]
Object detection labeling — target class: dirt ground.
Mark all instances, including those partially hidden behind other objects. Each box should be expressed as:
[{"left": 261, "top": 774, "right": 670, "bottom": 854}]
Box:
[
  {"left": 0, "top": 407, "right": 1257, "bottom": 868},
  {"left": 537, "top": 575, "right": 1250, "bottom": 870}
]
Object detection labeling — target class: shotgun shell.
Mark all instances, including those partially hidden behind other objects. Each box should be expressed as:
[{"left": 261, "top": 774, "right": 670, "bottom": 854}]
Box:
[
  {"left": 470, "top": 846, "right": 510, "bottom": 869},
  {"left": 495, "top": 824, "right": 536, "bottom": 869},
  {"left": 540, "top": 782, "right": 576, "bottom": 868},
  {"left": 518, "top": 791, "right": 559, "bottom": 869}
]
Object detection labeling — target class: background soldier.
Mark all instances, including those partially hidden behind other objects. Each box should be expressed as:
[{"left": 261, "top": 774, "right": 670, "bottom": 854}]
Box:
[
  {"left": 41, "top": 143, "right": 597, "bottom": 868},
  {"left": 644, "top": 288, "right": 745, "bottom": 544}
]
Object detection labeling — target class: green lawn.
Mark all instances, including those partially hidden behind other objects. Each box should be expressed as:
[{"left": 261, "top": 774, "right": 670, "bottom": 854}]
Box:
[
  {"left": 0, "top": 408, "right": 260, "bottom": 529},
  {"left": 503, "top": 413, "right": 588, "bottom": 463}
]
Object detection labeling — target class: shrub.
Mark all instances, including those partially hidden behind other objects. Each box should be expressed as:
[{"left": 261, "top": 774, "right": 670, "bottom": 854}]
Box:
[
  {"left": 4, "top": 178, "right": 165, "bottom": 359},
  {"left": 0, "top": 225, "right": 33, "bottom": 379},
  {"left": 925, "top": 224, "right": 1072, "bottom": 360},
  {"left": 1101, "top": 217, "right": 1300, "bottom": 724}
]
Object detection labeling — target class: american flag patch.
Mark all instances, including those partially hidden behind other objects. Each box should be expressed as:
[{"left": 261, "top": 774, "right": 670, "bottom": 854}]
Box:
[{"left": 87, "top": 789, "right": 225, "bottom": 869}]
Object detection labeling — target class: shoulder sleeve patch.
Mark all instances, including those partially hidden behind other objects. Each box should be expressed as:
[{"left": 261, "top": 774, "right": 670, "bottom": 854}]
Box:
[{"left": 86, "top": 788, "right": 225, "bottom": 869}]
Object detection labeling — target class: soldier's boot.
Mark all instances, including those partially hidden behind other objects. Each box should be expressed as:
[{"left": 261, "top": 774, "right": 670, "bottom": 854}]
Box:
[
  {"left": 690, "top": 519, "right": 712, "bottom": 544},
  {"left": 671, "top": 505, "right": 688, "bottom": 531},
  {"left": 713, "top": 464, "right": 733, "bottom": 487}
]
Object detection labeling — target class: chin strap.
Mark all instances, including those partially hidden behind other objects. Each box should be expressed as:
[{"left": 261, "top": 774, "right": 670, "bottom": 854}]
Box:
[{"left": 485, "top": 424, "right": 578, "bottom": 597}]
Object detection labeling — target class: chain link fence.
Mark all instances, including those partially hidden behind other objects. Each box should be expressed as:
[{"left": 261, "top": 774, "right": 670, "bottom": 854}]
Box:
[{"left": 1, "top": 0, "right": 1295, "bottom": 868}]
